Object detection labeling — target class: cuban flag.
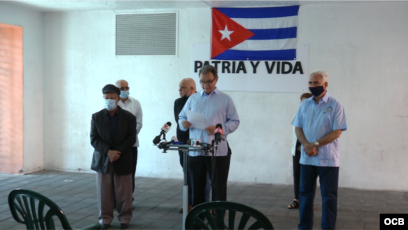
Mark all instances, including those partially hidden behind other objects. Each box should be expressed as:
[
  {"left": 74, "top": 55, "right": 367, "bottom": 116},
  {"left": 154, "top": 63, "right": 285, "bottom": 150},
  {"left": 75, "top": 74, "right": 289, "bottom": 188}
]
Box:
[{"left": 211, "top": 6, "right": 300, "bottom": 61}]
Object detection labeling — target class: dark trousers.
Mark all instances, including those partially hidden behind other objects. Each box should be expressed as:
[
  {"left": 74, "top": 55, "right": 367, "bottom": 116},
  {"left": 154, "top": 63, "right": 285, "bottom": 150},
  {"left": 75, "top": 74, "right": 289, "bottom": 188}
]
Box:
[
  {"left": 179, "top": 151, "right": 193, "bottom": 206},
  {"left": 298, "top": 165, "right": 339, "bottom": 230},
  {"left": 293, "top": 151, "right": 301, "bottom": 200},
  {"left": 131, "top": 147, "right": 138, "bottom": 193},
  {"left": 188, "top": 146, "right": 231, "bottom": 206}
]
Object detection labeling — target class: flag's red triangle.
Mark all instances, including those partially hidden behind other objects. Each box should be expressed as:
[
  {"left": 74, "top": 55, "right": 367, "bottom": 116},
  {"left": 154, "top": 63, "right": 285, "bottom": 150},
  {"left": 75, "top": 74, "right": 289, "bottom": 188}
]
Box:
[{"left": 211, "top": 8, "right": 255, "bottom": 59}]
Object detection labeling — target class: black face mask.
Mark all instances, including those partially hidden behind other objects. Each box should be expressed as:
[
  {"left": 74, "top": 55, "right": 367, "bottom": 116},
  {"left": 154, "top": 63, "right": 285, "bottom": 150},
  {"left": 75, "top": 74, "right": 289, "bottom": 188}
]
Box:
[
  {"left": 181, "top": 89, "right": 191, "bottom": 98},
  {"left": 309, "top": 85, "right": 325, "bottom": 97}
]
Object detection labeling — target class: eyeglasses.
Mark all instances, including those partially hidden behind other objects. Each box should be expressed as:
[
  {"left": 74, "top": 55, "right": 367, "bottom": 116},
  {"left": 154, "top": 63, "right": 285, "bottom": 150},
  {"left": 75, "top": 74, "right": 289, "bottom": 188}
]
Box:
[
  {"left": 199, "top": 78, "right": 217, "bottom": 85},
  {"left": 120, "top": 87, "right": 129, "bottom": 90}
]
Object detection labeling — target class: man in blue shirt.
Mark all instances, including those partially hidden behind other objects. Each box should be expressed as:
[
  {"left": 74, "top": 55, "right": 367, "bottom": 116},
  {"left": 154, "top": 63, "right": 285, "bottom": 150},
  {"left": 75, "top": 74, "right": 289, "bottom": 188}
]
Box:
[
  {"left": 292, "top": 71, "right": 347, "bottom": 230},
  {"left": 179, "top": 65, "right": 240, "bottom": 207}
]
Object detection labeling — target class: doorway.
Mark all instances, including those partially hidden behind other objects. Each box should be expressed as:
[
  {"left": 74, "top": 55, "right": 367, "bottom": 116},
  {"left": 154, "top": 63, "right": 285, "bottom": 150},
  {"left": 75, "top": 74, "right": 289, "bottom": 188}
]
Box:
[{"left": 0, "top": 22, "right": 23, "bottom": 174}]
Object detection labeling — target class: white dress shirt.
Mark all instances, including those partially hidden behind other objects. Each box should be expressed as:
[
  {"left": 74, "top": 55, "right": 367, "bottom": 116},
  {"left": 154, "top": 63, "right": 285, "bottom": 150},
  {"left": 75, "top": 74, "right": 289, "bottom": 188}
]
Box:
[
  {"left": 291, "top": 125, "right": 297, "bottom": 156},
  {"left": 118, "top": 96, "right": 143, "bottom": 147}
]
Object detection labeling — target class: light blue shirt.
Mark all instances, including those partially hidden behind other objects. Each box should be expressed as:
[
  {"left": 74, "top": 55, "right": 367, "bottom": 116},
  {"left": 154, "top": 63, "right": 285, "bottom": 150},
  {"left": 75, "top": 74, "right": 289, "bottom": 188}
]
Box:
[
  {"left": 178, "top": 88, "right": 240, "bottom": 156},
  {"left": 292, "top": 92, "right": 347, "bottom": 167}
]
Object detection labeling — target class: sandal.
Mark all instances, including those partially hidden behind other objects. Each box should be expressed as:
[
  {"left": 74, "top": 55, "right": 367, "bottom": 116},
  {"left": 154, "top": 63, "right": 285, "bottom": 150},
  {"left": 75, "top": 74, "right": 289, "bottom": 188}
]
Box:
[{"left": 288, "top": 199, "right": 299, "bottom": 209}]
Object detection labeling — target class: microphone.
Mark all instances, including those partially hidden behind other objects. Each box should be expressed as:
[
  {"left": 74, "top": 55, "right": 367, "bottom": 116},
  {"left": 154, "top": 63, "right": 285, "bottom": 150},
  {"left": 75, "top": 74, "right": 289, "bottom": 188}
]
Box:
[
  {"left": 153, "top": 122, "right": 172, "bottom": 145},
  {"left": 186, "top": 139, "right": 211, "bottom": 154},
  {"left": 158, "top": 140, "right": 174, "bottom": 149},
  {"left": 196, "top": 141, "right": 210, "bottom": 148},
  {"left": 214, "top": 124, "right": 224, "bottom": 148},
  {"left": 187, "top": 139, "right": 196, "bottom": 146},
  {"left": 196, "top": 141, "right": 211, "bottom": 154},
  {"left": 158, "top": 135, "right": 185, "bottom": 149},
  {"left": 187, "top": 139, "right": 208, "bottom": 146},
  {"left": 161, "top": 122, "right": 172, "bottom": 134}
]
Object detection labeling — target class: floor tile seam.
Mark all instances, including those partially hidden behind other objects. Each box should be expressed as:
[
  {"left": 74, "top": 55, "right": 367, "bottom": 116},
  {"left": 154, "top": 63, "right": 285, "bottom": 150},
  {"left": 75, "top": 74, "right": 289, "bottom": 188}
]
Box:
[
  {"left": 144, "top": 188, "right": 180, "bottom": 194},
  {"left": 0, "top": 176, "right": 34, "bottom": 182},
  {"left": 63, "top": 200, "right": 97, "bottom": 210},
  {"left": 0, "top": 207, "right": 13, "bottom": 214},
  {"left": 0, "top": 216, "right": 13, "bottom": 222},
  {"left": 0, "top": 200, "right": 9, "bottom": 206},
  {"left": 228, "top": 187, "right": 246, "bottom": 197},
  {"left": 50, "top": 192, "right": 94, "bottom": 200},
  {"left": 142, "top": 221, "right": 181, "bottom": 230},
  {"left": 277, "top": 210, "right": 291, "bottom": 222},
  {"left": 64, "top": 213, "right": 93, "bottom": 222},
  {"left": 26, "top": 174, "right": 75, "bottom": 181},
  {"left": 154, "top": 187, "right": 184, "bottom": 199},
  {"left": 143, "top": 198, "right": 181, "bottom": 214},
  {"left": 10, "top": 178, "right": 70, "bottom": 192},
  {"left": 142, "top": 191, "right": 180, "bottom": 200},
  {"left": 133, "top": 205, "right": 156, "bottom": 217},
  {"left": 58, "top": 181, "right": 94, "bottom": 188},
  {"left": 48, "top": 183, "right": 95, "bottom": 197},
  {"left": 138, "top": 220, "right": 156, "bottom": 229},
  {"left": 53, "top": 198, "right": 97, "bottom": 209},
  {"left": 0, "top": 187, "right": 28, "bottom": 193},
  {"left": 0, "top": 176, "right": 16, "bottom": 180},
  {"left": 0, "top": 181, "right": 34, "bottom": 187}
]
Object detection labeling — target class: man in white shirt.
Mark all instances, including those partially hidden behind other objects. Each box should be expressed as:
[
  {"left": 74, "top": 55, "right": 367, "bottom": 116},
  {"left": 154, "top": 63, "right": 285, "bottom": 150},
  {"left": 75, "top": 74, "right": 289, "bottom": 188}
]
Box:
[{"left": 116, "top": 80, "right": 143, "bottom": 197}]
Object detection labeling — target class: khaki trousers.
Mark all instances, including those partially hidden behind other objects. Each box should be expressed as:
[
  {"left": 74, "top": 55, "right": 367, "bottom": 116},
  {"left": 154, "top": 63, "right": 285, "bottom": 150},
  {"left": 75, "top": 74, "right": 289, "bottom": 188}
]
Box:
[{"left": 97, "top": 163, "right": 133, "bottom": 225}]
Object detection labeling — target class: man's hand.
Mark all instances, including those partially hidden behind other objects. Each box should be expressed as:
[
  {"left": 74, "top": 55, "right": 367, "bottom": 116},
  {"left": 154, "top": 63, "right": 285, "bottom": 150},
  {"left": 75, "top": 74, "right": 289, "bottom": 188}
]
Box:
[
  {"left": 205, "top": 125, "right": 215, "bottom": 135},
  {"left": 107, "top": 150, "right": 121, "bottom": 163},
  {"left": 182, "top": 120, "right": 192, "bottom": 129},
  {"left": 306, "top": 149, "right": 318, "bottom": 157},
  {"left": 304, "top": 143, "right": 318, "bottom": 157}
]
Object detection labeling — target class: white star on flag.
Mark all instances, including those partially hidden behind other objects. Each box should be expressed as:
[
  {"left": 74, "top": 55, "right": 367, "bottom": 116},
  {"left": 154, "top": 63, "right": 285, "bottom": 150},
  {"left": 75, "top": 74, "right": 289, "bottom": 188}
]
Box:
[{"left": 218, "top": 25, "right": 234, "bottom": 41}]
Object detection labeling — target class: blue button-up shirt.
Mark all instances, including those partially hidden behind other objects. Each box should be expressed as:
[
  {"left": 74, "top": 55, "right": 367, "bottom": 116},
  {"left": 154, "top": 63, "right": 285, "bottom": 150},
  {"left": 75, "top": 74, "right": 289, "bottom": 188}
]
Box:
[
  {"left": 292, "top": 92, "right": 347, "bottom": 167},
  {"left": 178, "top": 88, "right": 240, "bottom": 156}
]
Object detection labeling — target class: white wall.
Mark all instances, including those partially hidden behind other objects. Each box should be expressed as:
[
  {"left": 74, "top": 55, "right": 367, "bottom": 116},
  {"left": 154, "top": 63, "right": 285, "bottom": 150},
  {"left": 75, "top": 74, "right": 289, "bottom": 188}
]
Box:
[
  {"left": 0, "top": 2, "right": 44, "bottom": 174},
  {"left": 42, "top": 2, "right": 408, "bottom": 190}
]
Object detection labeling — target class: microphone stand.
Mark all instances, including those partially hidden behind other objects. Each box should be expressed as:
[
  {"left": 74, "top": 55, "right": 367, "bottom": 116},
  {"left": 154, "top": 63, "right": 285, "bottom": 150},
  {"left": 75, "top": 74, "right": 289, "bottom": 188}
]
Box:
[
  {"left": 210, "top": 139, "right": 218, "bottom": 203},
  {"left": 155, "top": 143, "right": 209, "bottom": 230}
]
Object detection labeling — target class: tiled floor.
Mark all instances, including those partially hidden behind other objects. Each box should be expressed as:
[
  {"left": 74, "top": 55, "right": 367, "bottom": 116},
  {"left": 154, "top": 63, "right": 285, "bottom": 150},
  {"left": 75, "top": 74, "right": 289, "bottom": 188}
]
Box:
[{"left": 0, "top": 170, "right": 407, "bottom": 230}]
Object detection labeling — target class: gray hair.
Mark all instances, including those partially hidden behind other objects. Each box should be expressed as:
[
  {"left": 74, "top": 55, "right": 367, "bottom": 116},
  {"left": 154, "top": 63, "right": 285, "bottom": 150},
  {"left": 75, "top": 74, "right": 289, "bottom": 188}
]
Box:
[{"left": 310, "top": 70, "right": 329, "bottom": 84}]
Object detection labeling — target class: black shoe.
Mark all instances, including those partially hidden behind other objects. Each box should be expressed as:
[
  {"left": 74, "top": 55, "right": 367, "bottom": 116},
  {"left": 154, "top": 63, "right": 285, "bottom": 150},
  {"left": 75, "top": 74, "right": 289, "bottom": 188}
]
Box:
[
  {"left": 120, "top": 223, "right": 129, "bottom": 229},
  {"left": 100, "top": 223, "right": 110, "bottom": 229}
]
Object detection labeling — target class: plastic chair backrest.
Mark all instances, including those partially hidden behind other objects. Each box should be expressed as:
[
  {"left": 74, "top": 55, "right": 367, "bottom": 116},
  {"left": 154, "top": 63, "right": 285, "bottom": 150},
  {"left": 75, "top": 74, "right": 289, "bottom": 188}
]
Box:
[
  {"left": 185, "top": 201, "right": 274, "bottom": 230},
  {"left": 8, "top": 189, "right": 73, "bottom": 230}
]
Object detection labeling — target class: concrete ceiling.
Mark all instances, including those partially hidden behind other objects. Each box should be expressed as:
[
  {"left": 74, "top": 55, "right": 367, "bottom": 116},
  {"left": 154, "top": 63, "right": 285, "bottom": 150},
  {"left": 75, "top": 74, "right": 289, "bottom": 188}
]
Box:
[{"left": 8, "top": 0, "right": 302, "bottom": 12}]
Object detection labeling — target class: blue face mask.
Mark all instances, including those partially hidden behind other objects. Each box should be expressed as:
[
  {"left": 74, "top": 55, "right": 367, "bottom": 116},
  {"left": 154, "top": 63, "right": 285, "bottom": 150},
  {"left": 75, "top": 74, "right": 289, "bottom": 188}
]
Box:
[
  {"left": 120, "top": 90, "right": 130, "bottom": 99},
  {"left": 105, "top": 99, "right": 117, "bottom": 111}
]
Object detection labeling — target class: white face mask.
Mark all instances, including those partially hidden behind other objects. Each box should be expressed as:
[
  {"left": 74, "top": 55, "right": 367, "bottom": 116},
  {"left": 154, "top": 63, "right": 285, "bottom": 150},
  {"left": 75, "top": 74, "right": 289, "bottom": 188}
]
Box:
[{"left": 105, "top": 99, "right": 117, "bottom": 111}]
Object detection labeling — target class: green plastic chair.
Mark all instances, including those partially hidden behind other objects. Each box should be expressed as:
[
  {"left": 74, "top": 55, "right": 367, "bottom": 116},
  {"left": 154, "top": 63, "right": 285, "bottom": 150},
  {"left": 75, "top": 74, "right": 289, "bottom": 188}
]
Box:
[
  {"left": 8, "top": 189, "right": 100, "bottom": 230},
  {"left": 185, "top": 201, "right": 274, "bottom": 230}
]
